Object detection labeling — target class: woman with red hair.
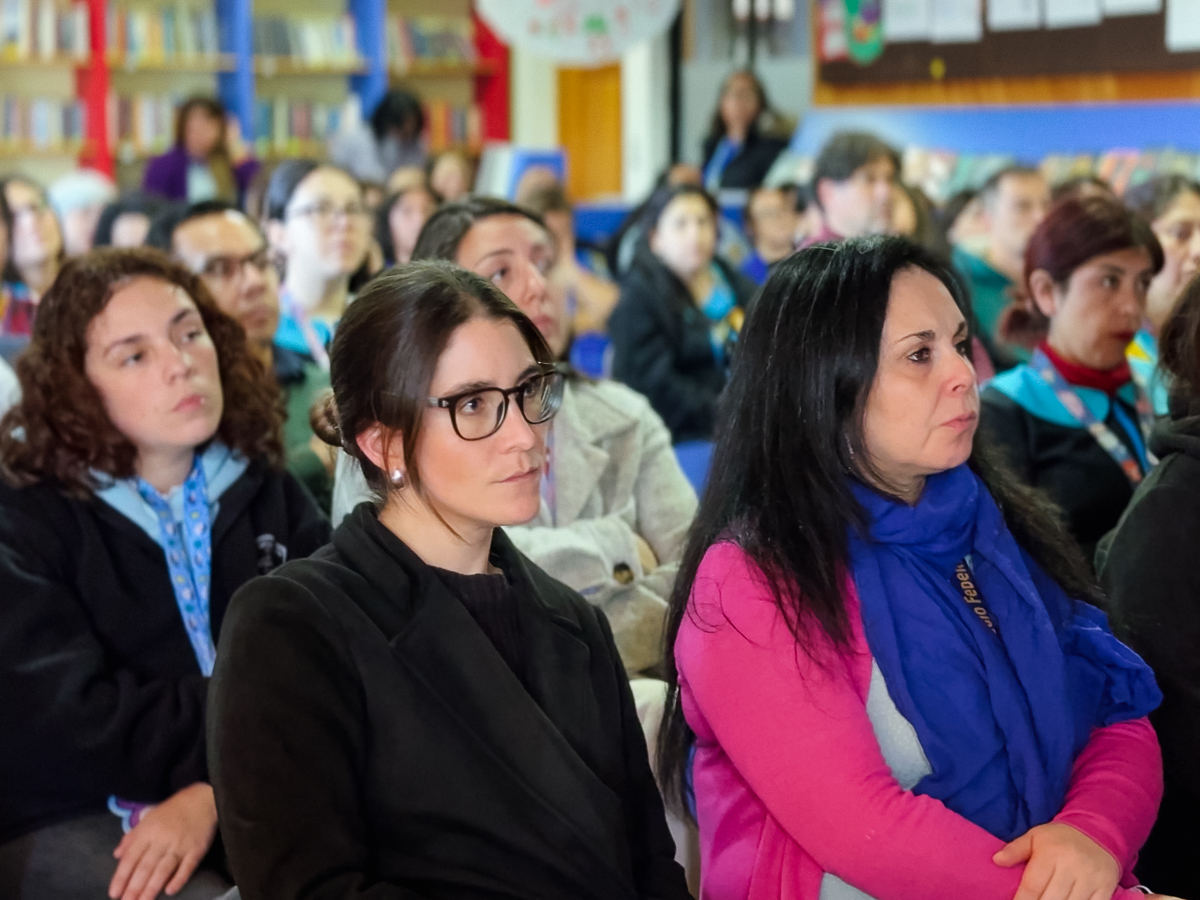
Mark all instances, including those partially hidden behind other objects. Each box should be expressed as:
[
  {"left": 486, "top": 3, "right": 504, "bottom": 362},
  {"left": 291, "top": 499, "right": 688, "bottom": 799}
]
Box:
[{"left": 981, "top": 196, "right": 1163, "bottom": 560}]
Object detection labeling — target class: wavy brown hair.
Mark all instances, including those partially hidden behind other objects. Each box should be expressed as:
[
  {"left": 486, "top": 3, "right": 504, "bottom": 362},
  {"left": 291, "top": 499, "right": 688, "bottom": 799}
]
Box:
[{"left": 0, "top": 247, "right": 283, "bottom": 495}]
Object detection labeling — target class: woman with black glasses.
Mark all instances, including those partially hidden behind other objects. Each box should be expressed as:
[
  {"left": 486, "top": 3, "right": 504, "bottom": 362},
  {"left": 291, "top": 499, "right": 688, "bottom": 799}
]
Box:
[{"left": 208, "top": 261, "right": 690, "bottom": 900}]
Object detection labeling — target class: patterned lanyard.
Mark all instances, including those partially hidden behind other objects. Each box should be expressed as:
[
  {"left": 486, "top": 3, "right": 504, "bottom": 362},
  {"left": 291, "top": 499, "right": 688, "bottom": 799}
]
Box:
[
  {"left": 540, "top": 425, "right": 556, "bottom": 525},
  {"left": 281, "top": 288, "right": 331, "bottom": 371},
  {"left": 135, "top": 456, "right": 216, "bottom": 676},
  {"left": 1030, "top": 348, "right": 1157, "bottom": 485}
]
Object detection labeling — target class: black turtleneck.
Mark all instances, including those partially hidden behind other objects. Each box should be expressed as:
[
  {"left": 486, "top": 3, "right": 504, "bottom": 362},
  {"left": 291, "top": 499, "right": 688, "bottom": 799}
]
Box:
[{"left": 433, "top": 564, "right": 526, "bottom": 689}]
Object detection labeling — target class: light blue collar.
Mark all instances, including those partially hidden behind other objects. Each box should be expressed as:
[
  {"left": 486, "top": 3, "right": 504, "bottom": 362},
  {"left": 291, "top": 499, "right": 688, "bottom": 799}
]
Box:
[
  {"left": 986, "top": 364, "right": 1138, "bottom": 429},
  {"left": 93, "top": 443, "right": 249, "bottom": 550}
]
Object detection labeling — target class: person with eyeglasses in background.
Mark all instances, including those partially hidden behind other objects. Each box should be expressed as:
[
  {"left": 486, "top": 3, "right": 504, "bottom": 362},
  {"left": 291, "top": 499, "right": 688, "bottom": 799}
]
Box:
[
  {"left": 1, "top": 176, "right": 66, "bottom": 337},
  {"left": 148, "top": 200, "right": 336, "bottom": 512},
  {"left": 262, "top": 160, "right": 371, "bottom": 368},
  {"left": 1123, "top": 174, "right": 1200, "bottom": 415},
  {"left": 208, "top": 262, "right": 691, "bottom": 900}
]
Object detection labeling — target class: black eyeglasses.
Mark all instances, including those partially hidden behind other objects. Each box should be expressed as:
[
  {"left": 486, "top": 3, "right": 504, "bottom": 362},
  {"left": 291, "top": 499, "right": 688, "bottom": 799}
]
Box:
[
  {"left": 198, "top": 247, "right": 272, "bottom": 283},
  {"left": 427, "top": 365, "right": 565, "bottom": 441}
]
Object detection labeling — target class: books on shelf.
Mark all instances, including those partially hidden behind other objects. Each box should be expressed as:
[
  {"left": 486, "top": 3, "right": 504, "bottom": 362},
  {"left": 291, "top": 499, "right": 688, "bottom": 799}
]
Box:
[
  {"left": 253, "top": 15, "right": 360, "bottom": 68},
  {"left": 0, "top": 0, "right": 89, "bottom": 62},
  {"left": 108, "top": 92, "right": 178, "bottom": 155},
  {"left": 106, "top": 4, "right": 221, "bottom": 66},
  {"left": 423, "top": 98, "right": 480, "bottom": 154},
  {"left": 253, "top": 97, "right": 342, "bottom": 158},
  {"left": 388, "top": 15, "right": 476, "bottom": 72},
  {"left": 1, "top": 94, "right": 84, "bottom": 148}
]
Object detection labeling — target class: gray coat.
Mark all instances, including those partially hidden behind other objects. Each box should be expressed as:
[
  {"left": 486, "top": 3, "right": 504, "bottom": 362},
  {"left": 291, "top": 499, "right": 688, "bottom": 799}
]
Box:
[{"left": 331, "top": 378, "right": 698, "bottom": 675}]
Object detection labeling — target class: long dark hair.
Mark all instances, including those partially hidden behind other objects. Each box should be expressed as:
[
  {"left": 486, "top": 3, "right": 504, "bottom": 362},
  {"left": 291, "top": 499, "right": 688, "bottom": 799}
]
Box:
[
  {"left": 704, "top": 69, "right": 769, "bottom": 149},
  {"left": 315, "top": 261, "right": 552, "bottom": 498},
  {"left": 656, "top": 236, "right": 1101, "bottom": 813},
  {"left": 173, "top": 96, "right": 237, "bottom": 201}
]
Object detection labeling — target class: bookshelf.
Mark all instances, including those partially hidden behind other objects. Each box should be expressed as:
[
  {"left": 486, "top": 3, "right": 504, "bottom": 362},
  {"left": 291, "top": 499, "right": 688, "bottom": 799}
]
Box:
[
  {"left": 383, "top": 0, "right": 488, "bottom": 159},
  {"left": 0, "top": 0, "right": 91, "bottom": 182},
  {"left": 0, "top": 0, "right": 510, "bottom": 183}
]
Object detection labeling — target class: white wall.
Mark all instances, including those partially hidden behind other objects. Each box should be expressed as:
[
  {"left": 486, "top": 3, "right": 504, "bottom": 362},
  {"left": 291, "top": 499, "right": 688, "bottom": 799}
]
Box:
[
  {"left": 510, "top": 48, "right": 559, "bottom": 149},
  {"left": 621, "top": 32, "right": 673, "bottom": 202}
]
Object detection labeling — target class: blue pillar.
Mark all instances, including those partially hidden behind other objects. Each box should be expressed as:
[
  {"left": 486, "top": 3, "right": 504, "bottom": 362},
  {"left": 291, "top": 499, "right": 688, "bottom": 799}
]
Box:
[
  {"left": 216, "top": 0, "right": 255, "bottom": 140},
  {"left": 348, "top": 0, "right": 387, "bottom": 121}
]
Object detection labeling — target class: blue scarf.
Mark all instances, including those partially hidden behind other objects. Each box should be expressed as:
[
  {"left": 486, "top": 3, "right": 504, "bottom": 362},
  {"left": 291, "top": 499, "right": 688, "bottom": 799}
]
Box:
[{"left": 849, "top": 465, "right": 1160, "bottom": 841}]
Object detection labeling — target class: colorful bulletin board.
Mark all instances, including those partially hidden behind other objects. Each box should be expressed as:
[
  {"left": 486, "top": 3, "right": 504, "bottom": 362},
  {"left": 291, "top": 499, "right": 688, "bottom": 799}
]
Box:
[{"left": 815, "top": 0, "right": 1200, "bottom": 103}]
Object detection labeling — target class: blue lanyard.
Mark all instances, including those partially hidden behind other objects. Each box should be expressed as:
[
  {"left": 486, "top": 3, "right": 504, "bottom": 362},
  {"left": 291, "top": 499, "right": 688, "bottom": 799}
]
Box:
[
  {"left": 135, "top": 456, "right": 216, "bottom": 676},
  {"left": 1030, "top": 348, "right": 1157, "bottom": 484}
]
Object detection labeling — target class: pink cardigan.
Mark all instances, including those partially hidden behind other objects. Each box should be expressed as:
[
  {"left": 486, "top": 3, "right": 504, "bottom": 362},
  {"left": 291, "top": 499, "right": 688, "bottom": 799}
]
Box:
[{"left": 676, "top": 542, "right": 1163, "bottom": 900}]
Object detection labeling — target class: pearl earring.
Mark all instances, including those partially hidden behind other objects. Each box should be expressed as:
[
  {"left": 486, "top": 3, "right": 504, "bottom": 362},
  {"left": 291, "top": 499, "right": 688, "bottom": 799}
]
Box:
[{"left": 390, "top": 468, "right": 406, "bottom": 487}]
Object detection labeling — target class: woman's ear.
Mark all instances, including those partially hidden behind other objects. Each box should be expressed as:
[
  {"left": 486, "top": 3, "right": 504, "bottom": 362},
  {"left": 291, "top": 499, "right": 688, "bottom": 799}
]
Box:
[
  {"left": 356, "top": 423, "right": 406, "bottom": 481},
  {"left": 1028, "top": 269, "right": 1060, "bottom": 320}
]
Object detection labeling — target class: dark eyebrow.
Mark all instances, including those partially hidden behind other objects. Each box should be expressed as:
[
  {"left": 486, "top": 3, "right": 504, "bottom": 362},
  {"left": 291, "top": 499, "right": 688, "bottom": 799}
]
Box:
[
  {"left": 438, "top": 364, "right": 542, "bottom": 397},
  {"left": 898, "top": 329, "right": 936, "bottom": 344},
  {"left": 103, "top": 307, "right": 197, "bottom": 355},
  {"left": 471, "top": 248, "right": 515, "bottom": 266}
]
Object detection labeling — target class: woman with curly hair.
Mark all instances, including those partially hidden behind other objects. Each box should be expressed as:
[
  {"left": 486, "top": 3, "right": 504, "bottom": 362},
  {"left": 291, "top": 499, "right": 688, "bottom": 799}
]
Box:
[{"left": 0, "top": 248, "right": 329, "bottom": 900}]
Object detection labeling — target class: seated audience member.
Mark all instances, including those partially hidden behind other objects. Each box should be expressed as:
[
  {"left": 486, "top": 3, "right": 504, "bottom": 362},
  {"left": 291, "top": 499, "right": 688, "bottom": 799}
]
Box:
[
  {"left": 610, "top": 165, "right": 750, "bottom": 278},
  {"left": 209, "top": 263, "right": 691, "bottom": 900},
  {"left": 942, "top": 188, "right": 989, "bottom": 254},
  {"left": 740, "top": 183, "right": 799, "bottom": 285},
  {"left": 1098, "top": 275, "right": 1200, "bottom": 900},
  {"left": 952, "top": 166, "right": 1050, "bottom": 370},
  {"left": 1123, "top": 174, "right": 1200, "bottom": 413},
  {"left": 150, "top": 200, "right": 336, "bottom": 512},
  {"left": 428, "top": 149, "right": 473, "bottom": 203},
  {"left": 1052, "top": 174, "right": 1114, "bottom": 204},
  {"left": 891, "top": 181, "right": 946, "bottom": 258},
  {"left": 660, "top": 236, "right": 1164, "bottom": 900},
  {"left": 94, "top": 194, "right": 169, "bottom": 249},
  {"left": 48, "top": 169, "right": 118, "bottom": 257},
  {"left": 375, "top": 182, "right": 438, "bottom": 267},
  {"left": 802, "top": 131, "right": 899, "bottom": 247},
  {"left": 329, "top": 89, "right": 426, "bottom": 185},
  {"left": 143, "top": 96, "right": 258, "bottom": 205},
  {"left": 263, "top": 160, "right": 371, "bottom": 367},
  {"left": 521, "top": 182, "right": 621, "bottom": 336},
  {"left": 700, "top": 70, "right": 789, "bottom": 192},
  {"left": 982, "top": 197, "right": 1162, "bottom": 559},
  {"left": 610, "top": 184, "right": 757, "bottom": 444},
  {"left": 1, "top": 176, "right": 64, "bottom": 315},
  {"left": 334, "top": 198, "right": 697, "bottom": 676},
  {"left": 0, "top": 248, "right": 329, "bottom": 900}
]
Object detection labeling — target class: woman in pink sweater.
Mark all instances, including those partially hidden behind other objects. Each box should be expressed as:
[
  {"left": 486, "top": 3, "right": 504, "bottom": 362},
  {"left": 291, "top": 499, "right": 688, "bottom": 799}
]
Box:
[{"left": 658, "top": 237, "right": 1168, "bottom": 900}]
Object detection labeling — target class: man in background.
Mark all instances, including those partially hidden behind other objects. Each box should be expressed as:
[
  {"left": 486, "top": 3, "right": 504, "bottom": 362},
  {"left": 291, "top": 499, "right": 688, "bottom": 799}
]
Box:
[
  {"left": 802, "top": 131, "right": 899, "bottom": 247},
  {"left": 952, "top": 165, "right": 1050, "bottom": 370},
  {"left": 148, "top": 201, "right": 334, "bottom": 511}
]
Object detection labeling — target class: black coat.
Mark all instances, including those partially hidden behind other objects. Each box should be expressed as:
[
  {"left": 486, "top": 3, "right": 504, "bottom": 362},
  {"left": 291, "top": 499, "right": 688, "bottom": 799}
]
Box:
[
  {"left": 979, "top": 383, "right": 1146, "bottom": 561},
  {"left": 700, "top": 129, "right": 789, "bottom": 190},
  {"left": 0, "top": 462, "right": 329, "bottom": 843},
  {"left": 610, "top": 253, "right": 756, "bottom": 443},
  {"left": 208, "top": 505, "right": 690, "bottom": 900},
  {"left": 1096, "top": 406, "right": 1200, "bottom": 900}
]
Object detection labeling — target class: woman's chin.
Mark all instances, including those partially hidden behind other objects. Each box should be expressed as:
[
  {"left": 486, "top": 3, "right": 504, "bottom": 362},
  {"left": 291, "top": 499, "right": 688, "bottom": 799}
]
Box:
[{"left": 491, "top": 492, "right": 544, "bottom": 527}]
